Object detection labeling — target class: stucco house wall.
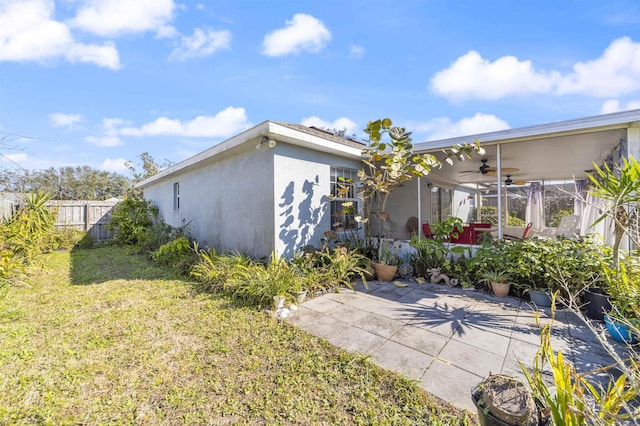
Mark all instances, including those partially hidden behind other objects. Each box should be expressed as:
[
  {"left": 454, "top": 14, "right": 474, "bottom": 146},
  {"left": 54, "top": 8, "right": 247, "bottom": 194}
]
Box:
[
  {"left": 143, "top": 145, "right": 274, "bottom": 257},
  {"left": 138, "top": 120, "right": 364, "bottom": 258},
  {"left": 274, "top": 142, "right": 362, "bottom": 257}
]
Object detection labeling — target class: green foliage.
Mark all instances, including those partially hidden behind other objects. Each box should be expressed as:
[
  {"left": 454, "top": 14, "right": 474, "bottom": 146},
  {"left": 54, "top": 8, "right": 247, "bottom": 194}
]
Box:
[
  {"left": 377, "top": 240, "right": 400, "bottom": 265},
  {"left": 470, "top": 237, "right": 608, "bottom": 297},
  {"left": 602, "top": 256, "right": 640, "bottom": 320},
  {"left": 431, "top": 216, "right": 464, "bottom": 241},
  {"left": 190, "top": 249, "right": 252, "bottom": 294},
  {"left": 290, "top": 247, "right": 370, "bottom": 294},
  {"left": 152, "top": 237, "right": 199, "bottom": 274},
  {"left": 409, "top": 237, "right": 448, "bottom": 273},
  {"left": 0, "top": 191, "right": 56, "bottom": 284},
  {"left": 106, "top": 198, "right": 158, "bottom": 246},
  {"left": 1, "top": 166, "right": 130, "bottom": 200},
  {"left": 587, "top": 155, "right": 640, "bottom": 266},
  {"left": 521, "top": 301, "right": 638, "bottom": 424},
  {"left": 358, "top": 118, "right": 484, "bottom": 237},
  {"left": 229, "top": 253, "right": 305, "bottom": 307}
]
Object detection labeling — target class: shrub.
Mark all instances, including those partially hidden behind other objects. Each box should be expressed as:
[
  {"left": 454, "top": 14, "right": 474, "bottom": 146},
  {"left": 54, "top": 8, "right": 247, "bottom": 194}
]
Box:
[
  {"left": 190, "top": 249, "right": 252, "bottom": 294},
  {"left": 229, "top": 253, "right": 305, "bottom": 307},
  {"left": 152, "top": 237, "right": 200, "bottom": 275},
  {"left": 107, "top": 198, "right": 158, "bottom": 246}
]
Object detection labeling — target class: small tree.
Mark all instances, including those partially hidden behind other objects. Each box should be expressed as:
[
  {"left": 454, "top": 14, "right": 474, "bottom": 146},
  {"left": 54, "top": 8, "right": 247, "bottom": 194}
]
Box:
[
  {"left": 587, "top": 155, "right": 640, "bottom": 266},
  {"left": 357, "top": 118, "right": 484, "bottom": 238}
]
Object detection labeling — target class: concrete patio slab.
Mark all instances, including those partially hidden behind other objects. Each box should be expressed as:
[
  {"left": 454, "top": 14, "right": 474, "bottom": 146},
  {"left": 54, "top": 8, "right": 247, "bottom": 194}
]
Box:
[{"left": 286, "top": 279, "right": 633, "bottom": 413}]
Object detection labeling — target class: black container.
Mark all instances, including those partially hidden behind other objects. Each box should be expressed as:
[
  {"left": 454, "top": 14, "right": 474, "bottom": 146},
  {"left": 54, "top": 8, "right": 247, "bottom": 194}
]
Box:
[{"left": 584, "top": 287, "right": 612, "bottom": 321}]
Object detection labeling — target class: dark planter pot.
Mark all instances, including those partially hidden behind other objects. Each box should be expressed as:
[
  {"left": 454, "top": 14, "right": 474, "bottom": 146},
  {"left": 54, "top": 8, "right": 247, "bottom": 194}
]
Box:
[
  {"left": 604, "top": 315, "right": 639, "bottom": 345},
  {"left": 584, "top": 288, "right": 612, "bottom": 321},
  {"left": 529, "top": 290, "right": 552, "bottom": 307}
]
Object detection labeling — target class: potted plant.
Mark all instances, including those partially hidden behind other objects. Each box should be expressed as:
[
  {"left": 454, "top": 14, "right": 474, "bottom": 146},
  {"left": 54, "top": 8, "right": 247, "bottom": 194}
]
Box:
[
  {"left": 602, "top": 259, "right": 639, "bottom": 344},
  {"left": 373, "top": 239, "right": 400, "bottom": 281},
  {"left": 480, "top": 268, "right": 512, "bottom": 297}
]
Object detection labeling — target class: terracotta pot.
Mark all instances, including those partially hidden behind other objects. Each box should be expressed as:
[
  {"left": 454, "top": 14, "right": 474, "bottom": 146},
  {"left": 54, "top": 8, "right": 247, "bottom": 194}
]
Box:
[
  {"left": 373, "top": 263, "right": 398, "bottom": 282},
  {"left": 491, "top": 281, "right": 511, "bottom": 297}
]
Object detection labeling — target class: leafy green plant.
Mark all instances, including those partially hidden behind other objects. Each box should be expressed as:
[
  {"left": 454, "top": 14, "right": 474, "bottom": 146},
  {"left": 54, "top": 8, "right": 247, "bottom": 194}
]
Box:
[
  {"left": 376, "top": 240, "right": 400, "bottom": 265},
  {"left": 106, "top": 197, "right": 158, "bottom": 246},
  {"left": 152, "top": 237, "right": 199, "bottom": 274},
  {"left": 602, "top": 256, "right": 640, "bottom": 321},
  {"left": 357, "top": 118, "right": 484, "bottom": 238},
  {"left": 479, "top": 267, "right": 511, "bottom": 284},
  {"left": 190, "top": 249, "right": 251, "bottom": 294},
  {"left": 587, "top": 155, "right": 640, "bottom": 267},
  {"left": 431, "top": 217, "right": 464, "bottom": 242},
  {"left": 521, "top": 298, "right": 638, "bottom": 424}
]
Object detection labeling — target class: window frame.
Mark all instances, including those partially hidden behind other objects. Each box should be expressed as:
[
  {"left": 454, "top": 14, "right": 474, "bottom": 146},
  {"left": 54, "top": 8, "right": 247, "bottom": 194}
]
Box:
[
  {"left": 173, "top": 182, "right": 180, "bottom": 211},
  {"left": 330, "top": 167, "right": 360, "bottom": 232}
]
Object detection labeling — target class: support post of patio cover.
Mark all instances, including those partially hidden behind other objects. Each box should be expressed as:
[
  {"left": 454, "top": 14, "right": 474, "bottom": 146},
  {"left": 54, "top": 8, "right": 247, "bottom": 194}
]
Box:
[
  {"left": 496, "top": 144, "right": 503, "bottom": 239},
  {"left": 417, "top": 177, "right": 422, "bottom": 240}
]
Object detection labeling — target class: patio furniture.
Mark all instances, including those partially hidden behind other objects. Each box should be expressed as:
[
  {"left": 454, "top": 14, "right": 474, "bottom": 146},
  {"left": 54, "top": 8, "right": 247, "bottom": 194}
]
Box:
[
  {"left": 503, "top": 222, "right": 533, "bottom": 241},
  {"left": 534, "top": 214, "right": 581, "bottom": 239},
  {"left": 473, "top": 223, "right": 494, "bottom": 243},
  {"left": 450, "top": 224, "right": 476, "bottom": 244}
]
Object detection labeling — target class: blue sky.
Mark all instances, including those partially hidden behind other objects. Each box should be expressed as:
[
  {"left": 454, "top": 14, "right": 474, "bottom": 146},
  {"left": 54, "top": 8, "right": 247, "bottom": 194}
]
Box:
[{"left": 2, "top": 0, "right": 640, "bottom": 175}]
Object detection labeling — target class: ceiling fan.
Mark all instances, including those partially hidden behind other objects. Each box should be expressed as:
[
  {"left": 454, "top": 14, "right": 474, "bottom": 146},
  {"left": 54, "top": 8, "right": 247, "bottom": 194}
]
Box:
[{"left": 460, "top": 159, "right": 519, "bottom": 176}]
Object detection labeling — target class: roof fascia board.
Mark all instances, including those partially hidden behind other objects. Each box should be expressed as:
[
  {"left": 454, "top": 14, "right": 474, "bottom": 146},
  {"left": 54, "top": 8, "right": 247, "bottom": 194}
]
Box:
[
  {"left": 415, "top": 109, "right": 640, "bottom": 152},
  {"left": 268, "top": 122, "right": 363, "bottom": 159}
]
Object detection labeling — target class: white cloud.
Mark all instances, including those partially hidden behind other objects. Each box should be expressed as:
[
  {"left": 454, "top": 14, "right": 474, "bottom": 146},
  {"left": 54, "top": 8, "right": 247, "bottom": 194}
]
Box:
[
  {"left": 85, "top": 118, "right": 126, "bottom": 146},
  {"left": 415, "top": 113, "right": 510, "bottom": 141},
  {"left": 168, "top": 28, "right": 231, "bottom": 61},
  {"left": 120, "top": 106, "right": 251, "bottom": 138},
  {"left": 556, "top": 37, "right": 640, "bottom": 96},
  {"left": 0, "top": 0, "right": 120, "bottom": 69},
  {"left": 349, "top": 45, "right": 364, "bottom": 58},
  {"left": 100, "top": 157, "right": 129, "bottom": 173},
  {"left": 431, "top": 37, "right": 640, "bottom": 101},
  {"left": 600, "top": 99, "right": 640, "bottom": 114},
  {"left": 0, "top": 152, "right": 28, "bottom": 164},
  {"left": 431, "top": 51, "right": 557, "bottom": 100},
  {"left": 49, "top": 112, "right": 84, "bottom": 129},
  {"left": 301, "top": 116, "right": 358, "bottom": 135},
  {"left": 262, "top": 13, "right": 331, "bottom": 57},
  {"left": 70, "top": 0, "right": 176, "bottom": 37}
]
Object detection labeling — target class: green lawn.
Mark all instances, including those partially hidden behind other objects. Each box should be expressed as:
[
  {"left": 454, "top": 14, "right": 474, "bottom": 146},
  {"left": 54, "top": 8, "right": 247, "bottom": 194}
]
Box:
[{"left": 0, "top": 246, "right": 472, "bottom": 425}]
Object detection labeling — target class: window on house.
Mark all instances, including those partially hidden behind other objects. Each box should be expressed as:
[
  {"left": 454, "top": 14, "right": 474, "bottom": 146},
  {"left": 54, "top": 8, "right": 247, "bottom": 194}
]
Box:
[
  {"left": 430, "top": 186, "right": 452, "bottom": 223},
  {"left": 173, "top": 182, "right": 180, "bottom": 210},
  {"left": 330, "top": 167, "right": 359, "bottom": 231}
]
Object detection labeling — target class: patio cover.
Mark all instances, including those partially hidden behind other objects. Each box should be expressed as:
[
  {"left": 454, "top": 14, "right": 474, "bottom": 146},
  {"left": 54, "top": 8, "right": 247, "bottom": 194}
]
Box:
[{"left": 413, "top": 109, "right": 640, "bottom": 239}]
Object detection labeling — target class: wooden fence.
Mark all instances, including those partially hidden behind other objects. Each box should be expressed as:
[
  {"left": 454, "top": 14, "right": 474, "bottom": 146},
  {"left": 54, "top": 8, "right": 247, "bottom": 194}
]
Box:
[{"left": 46, "top": 200, "right": 120, "bottom": 242}]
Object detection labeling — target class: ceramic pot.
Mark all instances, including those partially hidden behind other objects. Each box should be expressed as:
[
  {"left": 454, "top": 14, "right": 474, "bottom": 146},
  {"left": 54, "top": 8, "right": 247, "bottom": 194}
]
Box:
[
  {"left": 491, "top": 282, "right": 511, "bottom": 297},
  {"left": 604, "top": 315, "right": 639, "bottom": 345},
  {"left": 529, "top": 290, "right": 552, "bottom": 307},
  {"left": 373, "top": 263, "right": 398, "bottom": 282}
]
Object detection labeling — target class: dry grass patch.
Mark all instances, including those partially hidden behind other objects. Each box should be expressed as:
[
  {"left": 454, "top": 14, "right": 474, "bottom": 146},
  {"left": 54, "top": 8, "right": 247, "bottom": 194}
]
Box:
[{"left": 0, "top": 246, "right": 472, "bottom": 424}]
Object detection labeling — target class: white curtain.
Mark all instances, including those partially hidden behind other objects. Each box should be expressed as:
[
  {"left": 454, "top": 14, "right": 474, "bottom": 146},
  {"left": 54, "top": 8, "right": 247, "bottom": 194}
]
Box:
[
  {"left": 525, "top": 182, "right": 545, "bottom": 231},
  {"left": 579, "top": 193, "right": 617, "bottom": 246}
]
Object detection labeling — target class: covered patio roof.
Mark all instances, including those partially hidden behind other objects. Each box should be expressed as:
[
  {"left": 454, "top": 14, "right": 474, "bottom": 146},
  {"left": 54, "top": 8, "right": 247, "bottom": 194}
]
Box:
[{"left": 414, "top": 109, "right": 640, "bottom": 187}]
